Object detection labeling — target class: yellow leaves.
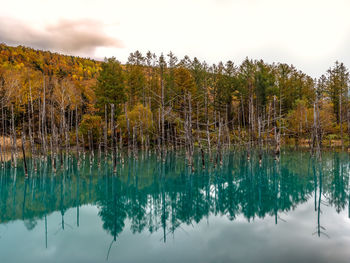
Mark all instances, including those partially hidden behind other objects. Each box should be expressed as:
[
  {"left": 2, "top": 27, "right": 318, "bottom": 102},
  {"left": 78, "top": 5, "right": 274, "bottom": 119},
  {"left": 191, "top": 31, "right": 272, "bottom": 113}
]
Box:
[
  {"left": 79, "top": 114, "right": 102, "bottom": 144},
  {"left": 0, "top": 44, "right": 101, "bottom": 86},
  {"left": 174, "top": 67, "right": 196, "bottom": 94},
  {"left": 287, "top": 99, "right": 312, "bottom": 135},
  {"left": 319, "top": 101, "right": 336, "bottom": 134},
  {"left": 287, "top": 99, "right": 336, "bottom": 136},
  {"left": 118, "top": 104, "right": 153, "bottom": 135},
  {"left": 13, "top": 63, "right": 25, "bottom": 70}
]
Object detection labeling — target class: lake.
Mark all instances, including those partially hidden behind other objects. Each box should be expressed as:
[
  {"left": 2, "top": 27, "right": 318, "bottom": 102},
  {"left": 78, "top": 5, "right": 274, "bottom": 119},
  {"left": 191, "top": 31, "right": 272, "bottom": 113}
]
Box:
[{"left": 0, "top": 150, "right": 349, "bottom": 263}]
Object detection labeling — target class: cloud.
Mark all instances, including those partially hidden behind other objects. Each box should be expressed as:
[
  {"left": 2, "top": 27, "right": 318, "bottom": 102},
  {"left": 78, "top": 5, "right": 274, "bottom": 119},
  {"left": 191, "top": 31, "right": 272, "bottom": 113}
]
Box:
[{"left": 0, "top": 18, "right": 123, "bottom": 56}]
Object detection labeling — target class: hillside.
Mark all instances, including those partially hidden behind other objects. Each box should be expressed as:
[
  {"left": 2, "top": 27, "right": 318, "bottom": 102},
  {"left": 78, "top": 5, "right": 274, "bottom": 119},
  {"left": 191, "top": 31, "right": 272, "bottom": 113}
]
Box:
[{"left": 0, "top": 43, "right": 101, "bottom": 80}]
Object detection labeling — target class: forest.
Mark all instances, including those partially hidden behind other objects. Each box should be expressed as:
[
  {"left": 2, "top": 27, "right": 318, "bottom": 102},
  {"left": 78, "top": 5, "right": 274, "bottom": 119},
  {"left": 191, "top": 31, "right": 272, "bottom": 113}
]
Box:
[{"left": 0, "top": 43, "right": 349, "bottom": 170}]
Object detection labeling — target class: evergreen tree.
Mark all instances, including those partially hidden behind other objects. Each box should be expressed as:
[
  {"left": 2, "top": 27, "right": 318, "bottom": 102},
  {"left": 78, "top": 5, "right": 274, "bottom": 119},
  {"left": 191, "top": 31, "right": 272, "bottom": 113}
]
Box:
[
  {"left": 95, "top": 57, "right": 126, "bottom": 117},
  {"left": 326, "top": 61, "right": 349, "bottom": 123},
  {"left": 126, "top": 51, "right": 146, "bottom": 108}
]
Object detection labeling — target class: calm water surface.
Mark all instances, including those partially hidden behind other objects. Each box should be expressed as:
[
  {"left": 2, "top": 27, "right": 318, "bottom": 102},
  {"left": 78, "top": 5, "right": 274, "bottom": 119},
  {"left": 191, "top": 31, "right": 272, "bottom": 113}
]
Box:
[{"left": 0, "top": 151, "right": 349, "bottom": 263}]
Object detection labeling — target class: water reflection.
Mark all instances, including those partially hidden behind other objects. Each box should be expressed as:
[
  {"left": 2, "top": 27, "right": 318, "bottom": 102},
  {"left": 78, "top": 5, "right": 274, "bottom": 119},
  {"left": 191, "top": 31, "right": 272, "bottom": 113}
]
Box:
[{"left": 0, "top": 151, "right": 349, "bottom": 246}]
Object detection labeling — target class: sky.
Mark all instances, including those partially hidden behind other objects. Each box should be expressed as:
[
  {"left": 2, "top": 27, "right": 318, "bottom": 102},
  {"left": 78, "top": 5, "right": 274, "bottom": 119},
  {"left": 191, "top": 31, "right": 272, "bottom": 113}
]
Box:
[{"left": 0, "top": 0, "right": 350, "bottom": 78}]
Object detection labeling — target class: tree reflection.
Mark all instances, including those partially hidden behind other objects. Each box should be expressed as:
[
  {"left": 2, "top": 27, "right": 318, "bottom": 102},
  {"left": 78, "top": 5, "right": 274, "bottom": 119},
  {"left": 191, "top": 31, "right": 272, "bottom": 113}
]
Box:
[{"left": 0, "top": 151, "right": 349, "bottom": 244}]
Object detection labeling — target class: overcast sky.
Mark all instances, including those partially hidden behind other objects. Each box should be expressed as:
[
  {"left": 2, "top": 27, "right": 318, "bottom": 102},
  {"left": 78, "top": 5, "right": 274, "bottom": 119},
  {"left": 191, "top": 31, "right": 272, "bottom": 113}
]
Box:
[{"left": 1, "top": 0, "right": 350, "bottom": 77}]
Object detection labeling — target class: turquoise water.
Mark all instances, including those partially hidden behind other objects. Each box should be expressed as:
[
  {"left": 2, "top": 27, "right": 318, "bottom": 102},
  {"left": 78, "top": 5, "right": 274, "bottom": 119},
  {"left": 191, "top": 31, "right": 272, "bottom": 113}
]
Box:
[{"left": 0, "top": 151, "right": 349, "bottom": 263}]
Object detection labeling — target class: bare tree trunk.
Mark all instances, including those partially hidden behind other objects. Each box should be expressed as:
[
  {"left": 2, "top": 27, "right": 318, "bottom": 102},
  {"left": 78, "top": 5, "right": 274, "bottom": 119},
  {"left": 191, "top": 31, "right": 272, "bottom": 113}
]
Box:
[
  {"left": 340, "top": 92, "right": 344, "bottom": 150},
  {"left": 140, "top": 120, "right": 144, "bottom": 152},
  {"left": 88, "top": 130, "right": 92, "bottom": 166},
  {"left": 258, "top": 116, "right": 262, "bottom": 164},
  {"left": 347, "top": 100, "right": 350, "bottom": 151},
  {"left": 267, "top": 102, "right": 271, "bottom": 147},
  {"left": 273, "top": 96, "right": 280, "bottom": 159},
  {"left": 65, "top": 109, "right": 69, "bottom": 169},
  {"left": 49, "top": 102, "right": 53, "bottom": 163},
  {"left": 158, "top": 109, "right": 161, "bottom": 156},
  {"left": 31, "top": 97, "right": 37, "bottom": 172},
  {"left": 28, "top": 85, "right": 35, "bottom": 160},
  {"left": 348, "top": 90, "right": 350, "bottom": 151},
  {"left": 59, "top": 105, "right": 64, "bottom": 169},
  {"left": 196, "top": 102, "right": 205, "bottom": 168},
  {"left": 42, "top": 76, "right": 47, "bottom": 157},
  {"left": 75, "top": 105, "right": 80, "bottom": 166},
  {"left": 119, "top": 126, "right": 123, "bottom": 151},
  {"left": 11, "top": 105, "right": 17, "bottom": 168},
  {"left": 241, "top": 95, "right": 246, "bottom": 134},
  {"left": 110, "top": 104, "right": 114, "bottom": 160},
  {"left": 188, "top": 93, "right": 194, "bottom": 171},
  {"left": 98, "top": 138, "right": 102, "bottom": 168},
  {"left": 125, "top": 103, "right": 130, "bottom": 156},
  {"left": 249, "top": 92, "right": 254, "bottom": 148},
  {"left": 21, "top": 131, "right": 28, "bottom": 177},
  {"left": 1, "top": 103, "right": 5, "bottom": 167},
  {"left": 111, "top": 104, "right": 117, "bottom": 173},
  {"left": 104, "top": 104, "right": 108, "bottom": 158},
  {"left": 81, "top": 134, "right": 85, "bottom": 160},
  {"left": 205, "top": 95, "right": 211, "bottom": 157},
  {"left": 0, "top": 105, "right": 3, "bottom": 167},
  {"left": 161, "top": 72, "right": 165, "bottom": 155},
  {"left": 216, "top": 117, "right": 222, "bottom": 167}
]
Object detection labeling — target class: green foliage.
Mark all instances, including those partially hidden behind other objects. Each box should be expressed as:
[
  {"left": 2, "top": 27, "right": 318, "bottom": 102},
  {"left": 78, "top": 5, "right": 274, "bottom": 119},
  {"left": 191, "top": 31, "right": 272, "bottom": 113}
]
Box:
[
  {"left": 95, "top": 57, "right": 126, "bottom": 117},
  {"left": 126, "top": 51, "right": 146, "bottom": 108},
  {"left": 118, "top": 104, "right": 153, "bottom": 140},
  {"left": 79, "top": 114, "right": 102, "bottom": 145},
  {"left": 326, "top": 61, "right": 349, "bottom": 122}
]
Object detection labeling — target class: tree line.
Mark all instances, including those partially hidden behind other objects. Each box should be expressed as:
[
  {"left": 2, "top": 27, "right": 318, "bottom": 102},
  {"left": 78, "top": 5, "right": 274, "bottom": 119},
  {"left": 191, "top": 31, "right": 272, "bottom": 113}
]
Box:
[{"left": 0, "top": 44, "right": 349, "bottom": 170}]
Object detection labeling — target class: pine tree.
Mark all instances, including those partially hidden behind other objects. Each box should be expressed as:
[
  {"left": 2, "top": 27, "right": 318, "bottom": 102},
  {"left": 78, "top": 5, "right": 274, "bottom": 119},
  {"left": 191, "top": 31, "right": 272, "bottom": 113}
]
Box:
[{"left": 95, "top": 57, "right": 126, "bottom": 117}]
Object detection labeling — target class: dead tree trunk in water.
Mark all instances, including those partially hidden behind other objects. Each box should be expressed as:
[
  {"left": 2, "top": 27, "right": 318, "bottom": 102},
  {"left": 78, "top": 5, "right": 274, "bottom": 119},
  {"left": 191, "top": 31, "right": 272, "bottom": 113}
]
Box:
[
  {"left": 1, "top": 103, "right": 5, "bottom": 167},
  {"left": 186, "top": 93, "right": 194, "bottom": 171},
  {"left": 273, "top": 96, "right": 280, "bottom": 160},
  {"left": 197, "top": 102, "right": 205, "bottom": 169},
  {"left": 21, "top": 131, "right": 28, "bottom": 177},
  {"left": 258, "top": 116, "right": 262, "bottom": 164},
  {"left": 347, "top": 84, "right": 350, "bottom": 151},
  {"left": 312, "top": 99, "right": 321, "bottom": 157},
  {"left": 49, "top": 101, "right": 53, "bottom": 165},
  {"left": 111, "top": 104, "right": 117, "bottom": 173},
  {"left": 161, "top": 71, "right": 165, "bottom": 156},
  {"left": 81, "top": 134, "right": 85, "bottom": 160},
  {"left": 205, "top": 88, "right": 211, "bottom": 158},
  {"left": 110, "top": 104, "right": 114, "bottom": 160},
  {"left": 339, "top": 92, "right": 344, "bottom": 151},
  {"left": 216, "top": 117, "right": 222, "bottom": 167},
  {"left": 75, "top": 105, "right": 80, "bottom": 165},
  {"left": 98, "top": 138, "right": 102, "bottom": 167},
  {"left": 0, "top": 105, "right": 3, "bottom": 167},
  {"left": 28, "top": 85, "right": 36, "bottom": 169},
  {"left": 65, "top": 109, "right": 70, "bottom": 169},
  {"left": 88, "top": 130, "right": 93, "bottom": 166},
  {"left": 157, "top": 109, "right": 161, "bottom": 156},
  {"left": 11, "top": 105, "right": 17, "bottom": 168},
  {"left": 132, "top": 125, "right": 137, "bottom": 158},
  {"left": 225, "top": 104, "right": 230, "bottom": 150},
  {"left": 125, "top": 103, "right": 130, "bottom": 156},
  {"left": 42, "top": 76, "right": 47, "bottom": 158},
  {"left": 104, "top": 104, "right": 108, "bottom": 158}
]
